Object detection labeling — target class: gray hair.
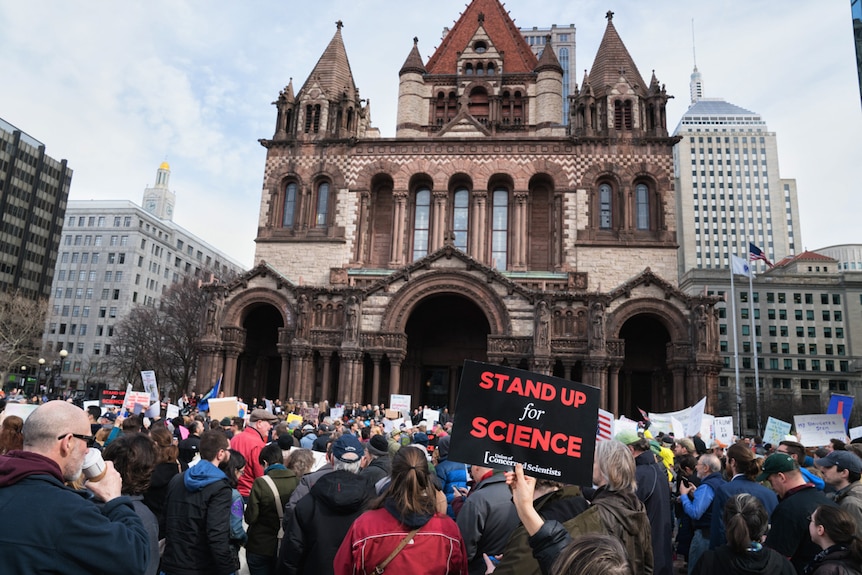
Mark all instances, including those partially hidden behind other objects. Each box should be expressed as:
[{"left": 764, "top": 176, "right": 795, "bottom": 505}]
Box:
[
  {"left": 333, "top": 458, "right": 363, "bottom": 474},
  {"left": 699, "top": 454, "right": 722, "bottom": 473}
]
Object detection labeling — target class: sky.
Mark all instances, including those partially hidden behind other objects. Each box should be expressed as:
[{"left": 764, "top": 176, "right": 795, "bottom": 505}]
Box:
[{"left": 2, "top": 1, "right": 859, "bottom": 270}]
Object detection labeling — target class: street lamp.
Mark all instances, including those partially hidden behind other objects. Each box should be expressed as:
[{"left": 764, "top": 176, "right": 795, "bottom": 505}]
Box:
[
  {"left": 20, "top": 365, "right": 27, "bottom": 396},
  {"left": 38, "top": 358, "right": 46, "bottom": 396},
  {"left": 56, "top": 349, "right": 68, "bottom": 396}
]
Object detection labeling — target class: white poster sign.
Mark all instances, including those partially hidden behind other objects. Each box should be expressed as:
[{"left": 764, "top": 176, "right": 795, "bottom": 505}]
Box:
[
  {"left": 2, "top": 402, "right": 39, "bottom": 422},
  {"left": 763, "top": 417, "right": 792, "bottom": 446},
  {"left": 422, "top": 408, "right": 440, "bottom": 425},
  {"left": 794, "top": 414, "right": 847, "bottom": 447},
  {"left": 390, "top": 394, "right": 411, "bottom": 415},
  {"left": 330, "top": 406, "right": 344, "bottom": 421},
  {"left": 713, "top": 416, "right": 735, "bottom": 446},
  {"left": 700, "top": 414, "right": 715, "bottom": 444},
  {"left": 649, "top": 397, "right": 707, "bottom": 437},
  {"left": 850, "top": 426, "right": 862, "bottom": 442},
  {"left": 614, "top": 416, "right": 639, "bottom": 436},
  {"left": 141, "top": 370, "right": 159, "bottom": 403},
  {"left": 166, "top": 404, "right": 180, "bottom": 420},
  {"left": 382, "top": 417, "right": 404, "bottom": 434}
]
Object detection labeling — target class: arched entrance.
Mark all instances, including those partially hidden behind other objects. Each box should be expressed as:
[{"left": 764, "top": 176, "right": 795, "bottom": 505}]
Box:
[
  {"left": 401, "top": 294, "right": 491, "bottom": 410},
  {"left": 236, "top": 304, "right": 284, "bottom": 401},
  {"left": 618, "top": 314, "right": 673, "bottom": 418}
]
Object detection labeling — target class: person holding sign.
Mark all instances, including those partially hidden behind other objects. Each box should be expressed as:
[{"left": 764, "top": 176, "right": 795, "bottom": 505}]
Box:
[{"left": 507, "top": 440, "right": 652, "bottom": 575}]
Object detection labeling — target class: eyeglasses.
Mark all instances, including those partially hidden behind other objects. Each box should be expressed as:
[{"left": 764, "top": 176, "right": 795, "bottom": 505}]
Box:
[{"left": 58, "top": 432, "right": 96, "bottom": 448}]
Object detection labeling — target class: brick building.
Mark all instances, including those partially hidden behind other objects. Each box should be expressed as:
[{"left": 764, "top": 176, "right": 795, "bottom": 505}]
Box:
[{"left": 198, "top": 1, "right": 722, "bottom": 417}]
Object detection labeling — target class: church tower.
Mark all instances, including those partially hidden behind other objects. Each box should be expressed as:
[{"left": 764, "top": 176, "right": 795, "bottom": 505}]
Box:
[{"left": 142, "top": 161, "right": 176, "bottom": 221}]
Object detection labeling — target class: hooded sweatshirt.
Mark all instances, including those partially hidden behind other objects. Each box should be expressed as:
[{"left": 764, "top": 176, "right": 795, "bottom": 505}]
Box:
[{"left": 0, "top": 450, "right": 150, "bottom": 575}]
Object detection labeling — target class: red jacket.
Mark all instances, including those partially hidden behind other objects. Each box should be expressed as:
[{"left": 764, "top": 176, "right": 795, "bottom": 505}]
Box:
[
  {"left": 230, "top": 426, "right": 266, "bottom": 497},
  {"left": 333, "top": 508, "right": 468, "bottom": 575}
]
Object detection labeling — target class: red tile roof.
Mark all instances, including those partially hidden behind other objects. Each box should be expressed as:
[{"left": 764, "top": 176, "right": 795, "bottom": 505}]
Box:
[{"left": 425, "top": 0, "right": 538, "bottom": 75}]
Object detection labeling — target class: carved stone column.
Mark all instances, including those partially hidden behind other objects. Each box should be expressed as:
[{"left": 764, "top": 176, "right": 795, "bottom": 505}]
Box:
[
  {"left": 320, "top": 352, "right": 333, "bottom": 404},
  {"left": 338, "top": 349, "right": 364, "bottom": 404},
  {"left": 369, "top": 351, "right": 383, "bottom": 405},
  {"left": 277, "top": 328, "right": 292, "bottom": 401},
  {"left": 584, "top": 360, "right": 609, "bottom": 409},
  {"left": 471, "top": 191, "right": 487, "bottom": 262},
  {"left": 389, "top": 353, "right": 404, "bottom": 395},
  {"left": 608, "top": 362, "right": 622, "bottom": 416},
  {"left": 512, "top": 192, "right": 529, "bottom": 270},
  {"left": 553, "top": 192, "right": 564, "bottom": 270},
  {"left": 290, "top": 347, "right": 312, "bottom": 402},
  {"left": 354, "top": 190, "right": 371, "bottom": 264},
  {"left": 432, "top": 190, "right": 448, "bottom": 252},
  {"left": 390, "top": 191, "right": 408, "bottom": 266}
]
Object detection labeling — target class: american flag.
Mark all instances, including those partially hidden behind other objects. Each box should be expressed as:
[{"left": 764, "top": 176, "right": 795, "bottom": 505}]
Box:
[
  {"left": 749, "top": 242, "right": 773, "bottom": 267},
  {"left": 597, "top": 408, "right": 614, "bottom": 441}
]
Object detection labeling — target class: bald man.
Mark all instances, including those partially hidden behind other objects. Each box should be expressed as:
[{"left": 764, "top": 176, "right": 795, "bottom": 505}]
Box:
[{"left": 0, "top": 400, "right": 149, "bottom": 575}]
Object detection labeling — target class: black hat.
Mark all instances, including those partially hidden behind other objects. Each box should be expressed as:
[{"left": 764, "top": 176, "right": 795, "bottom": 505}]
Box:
[{"left": 367, "top": 435, "right": 389, "bottom": 457}]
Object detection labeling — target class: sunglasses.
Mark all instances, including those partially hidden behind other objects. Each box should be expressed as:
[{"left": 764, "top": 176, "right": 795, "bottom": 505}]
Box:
[{"left": 58, "top": 433, "right": 97, "bottom": 448}]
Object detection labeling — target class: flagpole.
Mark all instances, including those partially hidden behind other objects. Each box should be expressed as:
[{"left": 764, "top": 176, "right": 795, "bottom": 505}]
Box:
[
  {"left": 729, "top": 264, "right": 742, "bottom": 437},
  {"left": 748, "top": 249, "right": 762, "bottom": 436}
]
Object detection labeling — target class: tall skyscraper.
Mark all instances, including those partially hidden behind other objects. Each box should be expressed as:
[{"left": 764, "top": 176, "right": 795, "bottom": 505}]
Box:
[
  {"left": 42, "top": 163, "right": 245, "bottom": 392},
  {"left": 673, "top": 69, "right": 801, "bottom": 278},
  {"left": 0, "top": 118, "right": 72, "bottom": 299}
]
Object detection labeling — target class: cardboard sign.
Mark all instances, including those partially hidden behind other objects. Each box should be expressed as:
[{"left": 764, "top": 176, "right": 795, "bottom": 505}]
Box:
[
  {"left": 448, "top": 360, "right": 599, "bottom": 484},
  {"left": 384, "top": 409, "right": 400, "bottom": 420},
  {"left": 794, "top": 414, "right": 847, "bottom": 447},
  {"left": 390, "top": 394, "right": 411, "bottom": 415},
  {"left": 208, "top": 397, "right": 240, "bottom": 421},
  {"left": 101, "top": 389, "right": 126, "bottom": 409},
  {"left": 763, "top": 416, "right": 792, "bottom": 446},
  {"left": 713, "top": 416, "right": 734, "bottom": 446}
]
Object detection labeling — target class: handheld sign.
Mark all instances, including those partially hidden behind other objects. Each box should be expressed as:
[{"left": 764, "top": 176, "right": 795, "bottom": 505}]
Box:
[
  {"left": 448, "top": 360, "right": 599, "bottom": 484},
  {"left": 794, "top": 414, "right": 847, "bottom": 447}
]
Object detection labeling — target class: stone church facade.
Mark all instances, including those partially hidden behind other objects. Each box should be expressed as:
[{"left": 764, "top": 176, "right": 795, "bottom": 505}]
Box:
[{"left": 197, "top": 0, "right": 722, "bottom": 417}]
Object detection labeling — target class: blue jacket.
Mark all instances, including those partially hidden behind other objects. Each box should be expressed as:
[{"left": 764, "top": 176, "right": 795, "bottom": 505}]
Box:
[
  {"left": 435, "top": 458, "right": 468, "bottom": 518},
  {"left": 709, "top": 475, "right": 779, "bottom": 548},
  {"left": 682, "top": 471, "right": 725, "bottom": 529},
  {"left": 0, "top": 450, "right": 150, "bottom": 575}
]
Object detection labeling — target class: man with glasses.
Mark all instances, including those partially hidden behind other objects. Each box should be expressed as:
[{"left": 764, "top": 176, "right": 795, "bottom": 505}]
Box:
[
  {"left": 0, "top": 400, "right": 149, "bottom": 574},
  {"left": 814, "top": 449, "right": 862, "bottom": 536},
  {"left": 679, "top": 454, "right": 725, "bottom": 574}
]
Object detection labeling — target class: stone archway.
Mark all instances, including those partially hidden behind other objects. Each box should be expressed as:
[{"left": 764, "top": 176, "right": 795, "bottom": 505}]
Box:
[{"left": 235, "top": 303, "right": 284, "bottom": 402}]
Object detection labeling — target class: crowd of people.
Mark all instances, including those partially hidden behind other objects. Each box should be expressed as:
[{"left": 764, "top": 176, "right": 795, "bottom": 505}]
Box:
[{"left": 2, "top": 393, "right": 862, "bottom": 575}]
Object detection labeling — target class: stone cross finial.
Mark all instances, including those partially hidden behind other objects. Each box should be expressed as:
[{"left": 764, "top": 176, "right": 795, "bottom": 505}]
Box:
[
  {"left": 413, "top": 36, "right": 419, "bottom": 45},
  {"left": 478, "top": 12, "right": 485, "bottom": 24},
  {"left": 606, "top": 10, "right": 614, "bottom": 21},
  {"left": 336, "top": 20, "right": 343, "bottom": 29}
]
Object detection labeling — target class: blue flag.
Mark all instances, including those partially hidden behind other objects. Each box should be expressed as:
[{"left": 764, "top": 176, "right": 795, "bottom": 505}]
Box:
[{"left": 197, "top": 375, "right": 221, "bottom": 412}]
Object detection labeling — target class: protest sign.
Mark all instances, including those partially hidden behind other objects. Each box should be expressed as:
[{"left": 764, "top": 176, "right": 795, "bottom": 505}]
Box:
[
  {"left": 597, "top": 409, "right": 614, "bottom": 441},
  {"left": 125, "top": 391, "right": 151, "bottom": 414},
  {"left": 208, "top": 397, "right": 240, "bottom": 421},
  {"left": 615, "top": 416, "right": 639, "bottom": 437},
  {"left": 700, "top": 414, "right": 714, "bottom": 444},
  {"left": 649, "top": 397, "right": 706, "bottom": 437},
  {"left": 286, "top": 413, "right": 303, "bottom": 426},
  {"left": 763, "top": 417, "right": 792, "bottom": 446},
  {"left": 141, "top": 371, "right": 159, "bottom": 403},
  {"left": 423, "top": 408, "right": 440, "bottom": 425},
  {"left": 2, "top": 402, "right": 38, "bottom": 422},
  {"left": 448, "top": 360, "right": 599, "bottom": 484},
  {"left": 382, "top": 418, "right": 404, "bottom": 434},
  {"left": 330, "top": 406, "right": 344, "bottom": 421},
  {"left": 166, "top": 404, "right": 180, "bottom": 420},
  {"left": 851, "top": 426, "right": 862, "bottom": 442},
  {"left": 100, "top": 389, "right": 126, "bottom": 409},
  {"left": 713, "top": 416, "right": 734, "bottom": 446},
  {"left": 384, "top": 409, "right": 400, "bottom": 419},
  {"left": 390, "top": 394, "right": 411, "bottom": 415},
  {"left": 299, "top": 406, "right": 319, "bottom": 423},
  {"left": 794, "top": 414, "right": 847, "bottom": 447},
  {"left": 828, "top": 394, "right": 855, "bottom": 429}
]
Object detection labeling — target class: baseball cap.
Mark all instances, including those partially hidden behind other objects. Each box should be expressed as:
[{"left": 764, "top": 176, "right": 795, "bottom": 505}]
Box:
[
  {"left": 615, "top": 430, "right": 641, "bottom": 446},
  {"left": 302, "top": 424, "right": 315, "bottom": 432},
  {"left": 676, "top": 438, "right": 695, "bottom": 452},
  {"left": 332, "top": 433, "right": 364, "bottom": 462},
  {"left": 220, "top": 417, "right": 232, "bottom": 427},
  {"left": 756, "top": 453, "right": 798, "bottom": 481},
  {"left": 815, "top": 450, "right": 862, "bottom": 474},
  {"left": 249, "top": 409, "right": 278, "bottom": 424}
]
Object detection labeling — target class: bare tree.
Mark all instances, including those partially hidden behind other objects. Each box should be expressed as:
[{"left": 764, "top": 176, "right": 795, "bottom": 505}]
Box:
[
  {"left": 110, "top": 276, "right": 209, "bottom": 399},
  {"left": 0, "top": 290, "right": 48, "bottom": 385}
]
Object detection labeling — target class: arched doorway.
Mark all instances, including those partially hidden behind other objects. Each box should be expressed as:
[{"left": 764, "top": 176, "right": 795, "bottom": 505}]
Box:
[
  {"left": 236, "top": 304, "right": 284, "bottom": 401},
  {"left": 618, "top": 314, "right": 673, "bottom": 418},
  {"left": 402, "top": 294, "right": 490, "bottom": 410}
]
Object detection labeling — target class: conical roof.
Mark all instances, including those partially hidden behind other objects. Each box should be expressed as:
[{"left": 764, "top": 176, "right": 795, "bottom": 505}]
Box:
[
  {"left": 425, "top": 0, "right": 537, "bottom": 75},
  {"left": 535, "top": 35, "right": 563, "bottom": 74},
  {"left": 298, "top": 21, "right": 358, "bottom": 101},
  {"left": 587, "top": 12, "right": 647, "bottom": 98},
  {"left": 399, "top": 37, "right": 427, "bottom": 76}
]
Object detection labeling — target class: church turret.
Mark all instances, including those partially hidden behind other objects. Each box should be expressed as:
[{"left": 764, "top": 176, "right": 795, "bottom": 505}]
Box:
[
  {"left": 273, "top": 79, "right": 295, "bottom": 140},
  {"left": 534, "top": 34, "right": 564, "bottom": 130},
  {"left": 290, "top": 21, "right": 375, "bottom": 142},
  {"left": 396, "top": 37, "right": 428, "bottom": 137}
]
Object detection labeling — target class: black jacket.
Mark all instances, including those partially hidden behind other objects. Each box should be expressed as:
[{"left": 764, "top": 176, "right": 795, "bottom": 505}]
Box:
[
  {"left": 160, "top": 462, "right": 239, "bottom": 575},
  {"left": 278, "top": 469, "right": 375, "bottom": 575}
]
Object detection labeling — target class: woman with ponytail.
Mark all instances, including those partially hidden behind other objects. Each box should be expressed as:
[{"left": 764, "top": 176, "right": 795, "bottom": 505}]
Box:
[
  {"left": 334, "top": 444, "right": 468, "bottom": 574},
  {"left": 805, "top": 505, "right": 862, "bottom": 574},
  {"left": 693, "top": 493, "right": 794, "bottom": 574}
]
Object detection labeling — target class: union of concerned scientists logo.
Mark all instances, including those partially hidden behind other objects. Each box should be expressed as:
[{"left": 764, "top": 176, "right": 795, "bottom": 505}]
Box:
[{"left": 482, "top": 451, "right": 562, "bottom": 477}]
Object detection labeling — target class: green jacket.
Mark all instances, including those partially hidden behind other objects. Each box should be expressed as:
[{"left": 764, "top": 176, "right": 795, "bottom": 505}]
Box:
[{"left": 244, "top": 467, "right": 299, "bottom": 556}]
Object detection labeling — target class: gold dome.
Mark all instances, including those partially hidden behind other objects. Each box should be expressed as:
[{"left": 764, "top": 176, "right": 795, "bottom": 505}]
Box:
[{"left": 159, "top": 161, "right": 170, "bottom": 170}]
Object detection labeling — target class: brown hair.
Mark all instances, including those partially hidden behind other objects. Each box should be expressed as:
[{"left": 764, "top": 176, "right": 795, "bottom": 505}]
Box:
[
  {"left": 726, "top": 442, "right": 760, "bottom": 479},
  {"left": 286, "top": 448, "right": 315, "bottom": 477},
  {"left": 0, "top": 415, "right": 24, "bottom": 455},
  {"left": 102, "top": 433, "right": 157, "bottom": 495},
  {"left": 552, "top": 533, "right": 633, "bottom": 575},
  {"left": 723, "top": 493, "right": 769, "bottom": 553},
  {"left": 813, "top": 505, "right": 862, "bottom": 562},
  {"left": 372, "top": 445, "right": 437, "bottom": 520},
  {"left": 149, "top": 426, "right": 179, "bottom": 464}
]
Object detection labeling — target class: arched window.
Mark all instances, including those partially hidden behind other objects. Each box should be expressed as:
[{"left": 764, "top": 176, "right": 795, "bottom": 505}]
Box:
[
  {"left": 635, "top": 183, "right": 650, "bottom": 229},
  {"left": 315, "top": 182, "right": 329, "bottom": 228},
  {"left": 283, "top": 182, "right": 297, "bottom": 228},
  {"left": 465, "top": 63, "right": 474, "bottom": 75},
  {"left": 599, "top": 183, "right": 613, "bottom": 229},
  {"left": 452, "top": 187, "right": 469, "bottom": 251},
  {"left": 412, "top": 188, "right": 431, "bottom": 260},
  {"left": 469, "top": 87, "right": 489, "bottom": 125},
  {"left": 476, "top": 63, "right": 484, "bottom": 76},
  {"left": 487, "top": 63, "right": 495, "bottom": 76},
  {"left": 491, "top": 188, "right": 508, "bottom": 269}
]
